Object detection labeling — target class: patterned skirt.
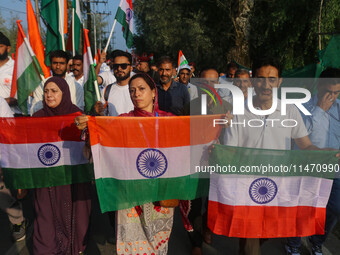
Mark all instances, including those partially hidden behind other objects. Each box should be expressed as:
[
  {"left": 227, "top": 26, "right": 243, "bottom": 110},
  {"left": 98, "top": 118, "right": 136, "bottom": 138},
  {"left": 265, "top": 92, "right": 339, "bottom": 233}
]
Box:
[{"left": 116, "top": 203, "right": 174, "bottom": 255}]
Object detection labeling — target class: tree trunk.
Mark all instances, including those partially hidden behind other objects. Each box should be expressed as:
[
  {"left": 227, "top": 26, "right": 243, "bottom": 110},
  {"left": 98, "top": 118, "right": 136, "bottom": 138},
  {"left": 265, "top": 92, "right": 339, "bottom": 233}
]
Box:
[{"left": 227, "top": 0, "right": 254, "bottom": 67}]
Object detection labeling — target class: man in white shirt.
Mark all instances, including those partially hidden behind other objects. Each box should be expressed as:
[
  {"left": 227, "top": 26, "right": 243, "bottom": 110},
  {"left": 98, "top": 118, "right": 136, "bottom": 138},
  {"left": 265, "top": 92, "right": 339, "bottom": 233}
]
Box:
[
  {"left": 94, "top": 50, "right": 133, "bottom": 116},
  {"left": 95, "top": 50, "right": 117, "bottom": 89},
  {"left": 222, "top": 57, "right": 338, "bottom": 255},
  {"left": 31, "top": 50, "right": 84, "bottom": 114},
  {"left": 0, "top": 32, "right": 21, "bottom": 115},
  {"left": 71, "top": 54, "right": 84, "bottom": 88},
  {"left": 178, "top": 64, "right": 199, "bottom": 100}
]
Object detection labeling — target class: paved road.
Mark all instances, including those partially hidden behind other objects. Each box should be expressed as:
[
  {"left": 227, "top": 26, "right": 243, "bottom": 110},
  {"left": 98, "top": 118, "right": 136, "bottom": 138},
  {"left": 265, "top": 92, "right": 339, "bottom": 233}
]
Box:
[{"left": 1, "top": 191, "right": 340, "bottom": 255}]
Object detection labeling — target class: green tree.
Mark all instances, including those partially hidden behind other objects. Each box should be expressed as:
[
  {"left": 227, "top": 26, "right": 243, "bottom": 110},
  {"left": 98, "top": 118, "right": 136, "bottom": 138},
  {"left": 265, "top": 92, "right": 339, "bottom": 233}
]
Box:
[
  {"left": 133, "top": 0, "right": 340, "bottom": 71},
  {"left": 0, "top": 11, "right": 20, "bottom": 54},
  {"left": 133, "top": 0, "right": 235, "bottom": 72}
]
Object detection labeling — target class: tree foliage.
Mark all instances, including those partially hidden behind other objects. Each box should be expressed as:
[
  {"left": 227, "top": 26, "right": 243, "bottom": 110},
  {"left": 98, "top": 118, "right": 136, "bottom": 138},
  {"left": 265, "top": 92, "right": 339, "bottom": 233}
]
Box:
[
  {"left": 133, "top": 0, "right": 340, "bottom": 71},
  {"left": 133, "top": 0, "right": 235, "bottom": 72},
  {"left": 0, "top": 11, "right": 20, "bottom": 54}
]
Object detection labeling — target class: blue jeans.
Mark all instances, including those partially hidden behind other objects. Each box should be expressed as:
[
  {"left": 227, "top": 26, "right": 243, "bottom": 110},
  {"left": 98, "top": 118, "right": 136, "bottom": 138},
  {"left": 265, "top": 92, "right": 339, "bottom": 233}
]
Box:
[{"left": 287, "top": 178, "right": 340, "bottom": 247}]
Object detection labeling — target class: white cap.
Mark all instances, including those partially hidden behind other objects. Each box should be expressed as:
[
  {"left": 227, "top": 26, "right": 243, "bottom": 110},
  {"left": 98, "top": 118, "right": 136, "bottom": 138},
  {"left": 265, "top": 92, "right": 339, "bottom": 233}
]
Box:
[{"left": 178, "top": 64, "right": 191, "bottom": 72}]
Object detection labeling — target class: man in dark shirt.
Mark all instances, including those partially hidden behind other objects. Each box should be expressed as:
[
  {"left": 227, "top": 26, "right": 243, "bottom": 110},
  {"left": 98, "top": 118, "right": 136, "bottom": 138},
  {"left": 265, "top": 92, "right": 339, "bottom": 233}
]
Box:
[{"left": 156, "top": 56, "right": 190, "bottom": 115}]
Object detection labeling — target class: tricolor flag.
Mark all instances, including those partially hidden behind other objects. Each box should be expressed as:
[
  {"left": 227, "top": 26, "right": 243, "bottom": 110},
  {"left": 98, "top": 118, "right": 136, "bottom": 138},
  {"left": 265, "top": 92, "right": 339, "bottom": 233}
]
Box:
[
  {"left": 94, "top": 48, "right": 100, "bottom": 66},
  {"left": 83, "top": 29, "right": 100, "bottom": 114},
  {"left": 72, "top": 0, "right": 82, "bottom": 55},
  {"left": 148, "top": 53, "right": 154, "bottom": 64},
  {"left": 41, "top": 0, "right": 68, "bottom": 65},
  {"left": 208, "top": 145, "right": 337, "bottom": 238},
  {"left": 178, "top": 50, "right": 188, "bottom": 69},
  {"left": 10, "top": 21, "right": 44, "bottom": 115},
  {"left": 115, "top": 0, "right": 133, "bottom": 48},
  {"left": 88, "top": 115, "right": 221, "bottom": 212},
  {"left": 0, "top": 116, "right": 93, "bottom": 189},
  {"left": 27, "top": 0, "right": 50, "bottom": 78}
]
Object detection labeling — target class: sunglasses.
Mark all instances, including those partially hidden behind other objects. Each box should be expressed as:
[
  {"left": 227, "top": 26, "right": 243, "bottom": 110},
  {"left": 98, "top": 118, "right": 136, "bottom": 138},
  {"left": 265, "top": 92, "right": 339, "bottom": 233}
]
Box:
[{"left": 112, "top": 63, "right": 130, "bottom": 70}]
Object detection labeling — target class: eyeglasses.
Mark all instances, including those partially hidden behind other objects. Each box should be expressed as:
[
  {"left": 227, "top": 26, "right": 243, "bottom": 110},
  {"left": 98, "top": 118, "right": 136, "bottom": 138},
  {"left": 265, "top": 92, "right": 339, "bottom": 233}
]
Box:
[{"left": 112, "top": 63, "right": 130, "bottom": 70}]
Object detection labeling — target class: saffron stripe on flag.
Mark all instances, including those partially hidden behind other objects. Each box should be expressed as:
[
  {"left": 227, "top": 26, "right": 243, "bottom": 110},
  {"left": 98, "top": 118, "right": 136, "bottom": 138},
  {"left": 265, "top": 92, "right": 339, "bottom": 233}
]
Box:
[
  {"left": 208, "top": 201, "right": 326, "bottom": 238},
  {"left": 0, "top": 116, "right": 83, "bottom": 144},
  {"left": 89, "top": 115, "right": 222, "bottom": 148}
]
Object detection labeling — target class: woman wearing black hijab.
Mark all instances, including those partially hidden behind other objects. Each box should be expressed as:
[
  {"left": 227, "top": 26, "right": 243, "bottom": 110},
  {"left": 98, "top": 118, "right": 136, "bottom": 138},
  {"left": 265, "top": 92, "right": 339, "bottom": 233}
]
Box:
[{"left": 33, "top": 77, "right": 91, "bottom": 255}]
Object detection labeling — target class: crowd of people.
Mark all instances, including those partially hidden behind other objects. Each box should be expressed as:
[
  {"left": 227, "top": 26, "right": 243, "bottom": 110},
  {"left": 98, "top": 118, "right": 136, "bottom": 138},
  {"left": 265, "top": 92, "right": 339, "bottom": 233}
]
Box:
[{"left": 0, "top": 29, "right": 340, "bottom": 255}]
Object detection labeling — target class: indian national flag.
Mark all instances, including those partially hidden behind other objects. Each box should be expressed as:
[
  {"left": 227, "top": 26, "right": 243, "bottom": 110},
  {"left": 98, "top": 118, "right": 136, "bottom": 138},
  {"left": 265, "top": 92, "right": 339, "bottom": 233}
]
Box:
[
  {"left": 88, "top": 115, "right": 221, "bottom": 212},
  {"left": 27, "top": 0, "right": 50, "bottom": 78},
  {"left": 72, "top": 0, "right": 81, "bottom": 55},
  {"left": 83, "top": 29, "right": 100, "bottom": 114},
  {"left": 178, "top": 50, "right": 188, "bottom": 70},
  {"left": 115, "top": 0, "right": 133, "bottom": 48},
  {"left": 10, "top": 21, "right": 44, "bottom": 115},
  {"left": 0, "top": 116, "right": 93, "bottom": 189},
  {"left": 41, "top": 0, "right": 68, "bottom": 65},
  {"left": 208, "top": 145, "right": 337, "bottom": 238}
]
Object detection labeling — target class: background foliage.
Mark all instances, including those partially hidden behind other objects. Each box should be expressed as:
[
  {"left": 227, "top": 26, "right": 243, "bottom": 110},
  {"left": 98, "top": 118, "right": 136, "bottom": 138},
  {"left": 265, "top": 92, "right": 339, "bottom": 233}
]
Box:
[{"left": 133, "top": 0, "right": 340, "bottom": 72}]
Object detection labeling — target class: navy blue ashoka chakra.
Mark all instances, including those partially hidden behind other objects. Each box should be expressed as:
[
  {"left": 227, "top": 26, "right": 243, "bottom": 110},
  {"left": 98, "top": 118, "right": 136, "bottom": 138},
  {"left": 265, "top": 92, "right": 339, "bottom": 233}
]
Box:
[
  {"left": 37, "top": 144, "right": 61, "bottom": 166},
  {"left": 249, "top": 177, "right": 278, "bottom": 204},
  {"left": 136, "top": 149, "right": 168, "bottom": 178}
]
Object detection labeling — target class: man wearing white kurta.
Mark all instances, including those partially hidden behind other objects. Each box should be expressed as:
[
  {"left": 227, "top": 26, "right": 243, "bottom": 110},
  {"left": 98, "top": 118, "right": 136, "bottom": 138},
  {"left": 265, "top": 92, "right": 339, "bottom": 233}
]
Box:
[
  {"left": 220, "top": 58, "right": 336, "bottom": 255},
  {"left": 0, "top": 32, "right": 21, "bottom": 115}
]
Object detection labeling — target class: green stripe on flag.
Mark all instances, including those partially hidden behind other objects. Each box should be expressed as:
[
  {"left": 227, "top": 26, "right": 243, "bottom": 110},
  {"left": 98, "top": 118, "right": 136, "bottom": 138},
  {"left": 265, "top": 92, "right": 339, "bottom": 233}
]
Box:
[
  {"left": 17, "top": 59, "right": 43, "bottom": 115},
  {"left": 210, "top": 144, "right": 339, "bottom": 178},
  {"left": 96, "top": 174, "right": 209, "bottom": 212},
  {"left": 84, "top": 64, "right": 99, "bottom": 114},
  {"left": 180, "top": 59, "right": 188, "bottom": 66},
  {"left": 2, "top": 163, "right": 94, "bottom": 189},
  {"left": 115, "top": 7, "right": 133, "bottom": 48}
]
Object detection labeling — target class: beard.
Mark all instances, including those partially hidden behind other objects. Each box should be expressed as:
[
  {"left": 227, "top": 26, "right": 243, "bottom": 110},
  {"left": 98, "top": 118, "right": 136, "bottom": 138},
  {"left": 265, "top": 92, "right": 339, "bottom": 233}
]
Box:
[
  {"left": 0, "top": 50, "right": 8, "bottom": 61},
  {"left": 115, "top": 72, "right": 130, "bottom": 82},
  {"left": 160, "top": 75, "right": 172, "bottom": 84},
  {"left": 52, "top": 70, "right": 67, "bottom": 77}
]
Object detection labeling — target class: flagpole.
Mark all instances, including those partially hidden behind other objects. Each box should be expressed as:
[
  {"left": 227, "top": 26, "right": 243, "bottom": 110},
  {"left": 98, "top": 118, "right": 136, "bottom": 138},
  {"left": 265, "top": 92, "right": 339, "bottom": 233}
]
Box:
[
  {"left": 104, "top": 19, "right": 117, "bottom": 52},
  {"left": 84, "top": 29, "right": 101, "bottom": 101},
  {"left": 72, "top": 8, "right": 75, "bottom": 56},
  {"left": 17, "top": 21, "right": 46, "bottom": 83},
  {"left": 58, "top": 0, "right": 65, "bottom": 51},
  {"left": 94, "top": 80, "right": 100, "bottom": 101}
]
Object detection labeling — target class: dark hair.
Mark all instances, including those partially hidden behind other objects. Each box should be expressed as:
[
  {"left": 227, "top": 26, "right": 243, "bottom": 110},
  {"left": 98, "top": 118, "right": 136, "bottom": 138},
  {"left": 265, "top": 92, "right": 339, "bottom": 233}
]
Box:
[
  {"left": 72, "top": 54, "right": 83, "bottom": 61},
  {"left": 318, "top": 68, "right": 340, "bottom": 87},
  {"left": 110, "top": 49, "right": 132, "bottom": 64},
  {"left": 129, "top": 73, "right": 156, "bottom": 90},
  {"left": 235, "top": 69, "right": 250, "bottom": 77},
  {"left": 157, "top": 56, "right": 174, "bottom": 68},
  {"left": 49, "top": 50, "right": 70, "bottom": 63},
  {"left": 199, "top": 67, "right": 219, "bottom": 78},
  {"left": 0, "top": 31, "right": 10, "bottom": 46},
  {"left": 226, "top": 62, "right": 238, "bottom": 71},
  {"left": 252, "top": 57, "right": 282, "bottom": 77}
]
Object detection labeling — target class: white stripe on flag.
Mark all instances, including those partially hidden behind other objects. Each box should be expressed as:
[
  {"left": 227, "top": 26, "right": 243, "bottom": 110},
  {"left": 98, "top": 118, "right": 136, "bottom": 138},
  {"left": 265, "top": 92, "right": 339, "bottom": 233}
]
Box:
[
  {"left": 1, "top": 141, "right": 87, "bottom": 168},
  {"left": 92, "top": 143, "right": 211, "bottom": 180},
  {"left": 16, "top": 42, "right": 32, "bottom": 78},
  {"left": 209, "top": 174, "right": 332, "bottom": 208}
]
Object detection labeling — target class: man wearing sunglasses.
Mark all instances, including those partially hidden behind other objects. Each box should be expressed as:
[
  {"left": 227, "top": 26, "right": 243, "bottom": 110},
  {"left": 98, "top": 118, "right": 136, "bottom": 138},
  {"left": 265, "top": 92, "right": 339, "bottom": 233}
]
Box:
[{"left": 95, "top": 50, "right": 134, "bottom": 116}]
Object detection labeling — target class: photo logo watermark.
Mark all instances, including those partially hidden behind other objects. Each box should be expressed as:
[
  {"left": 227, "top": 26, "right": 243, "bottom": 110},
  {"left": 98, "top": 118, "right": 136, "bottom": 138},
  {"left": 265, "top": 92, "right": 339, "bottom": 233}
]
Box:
[{"left": 202, "top": 84, "right": 311, "bottom": 116}]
